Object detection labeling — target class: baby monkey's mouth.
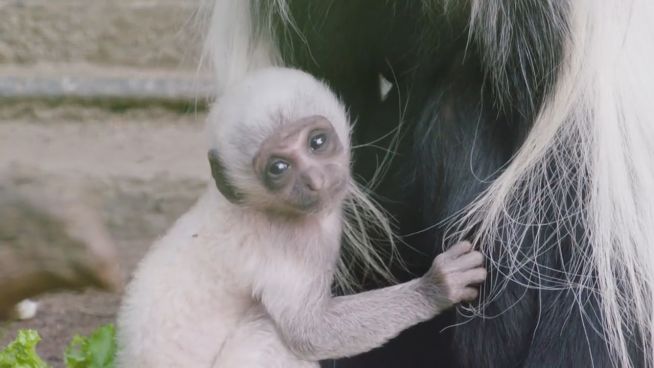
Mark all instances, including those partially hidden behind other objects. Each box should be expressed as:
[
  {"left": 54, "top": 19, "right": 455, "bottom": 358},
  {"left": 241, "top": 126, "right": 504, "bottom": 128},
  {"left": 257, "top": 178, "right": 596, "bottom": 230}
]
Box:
[{"left": 288, "top": 172, "right": 348, "bottom": 214}]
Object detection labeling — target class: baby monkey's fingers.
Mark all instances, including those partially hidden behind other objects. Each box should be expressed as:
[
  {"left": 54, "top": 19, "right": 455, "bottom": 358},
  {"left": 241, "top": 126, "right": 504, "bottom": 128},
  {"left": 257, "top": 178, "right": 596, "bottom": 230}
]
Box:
[
  {"left": 442, "top": 241, "right": 473, "bottom": 259},
  {"left": 447, "top": 270, "right": 485, "bottom": 304},
  {"left": 448, "top": 250, "right": 484, "bottom": 272},
  {"left": 421, "top": 241, "right": 487, "bottom": 306},
  {"left": 459, "top": 267, "right": 487, "bottom": 286},
  {"left": 458, "top": 287, "right": 480, "bottom": 302}
]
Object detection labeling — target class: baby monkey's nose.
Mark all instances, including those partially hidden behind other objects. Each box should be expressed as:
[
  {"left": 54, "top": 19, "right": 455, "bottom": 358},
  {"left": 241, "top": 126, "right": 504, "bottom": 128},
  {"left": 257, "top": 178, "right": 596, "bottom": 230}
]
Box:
[{"left": 301, "top": 167, "right": 325, "bottom": 191}]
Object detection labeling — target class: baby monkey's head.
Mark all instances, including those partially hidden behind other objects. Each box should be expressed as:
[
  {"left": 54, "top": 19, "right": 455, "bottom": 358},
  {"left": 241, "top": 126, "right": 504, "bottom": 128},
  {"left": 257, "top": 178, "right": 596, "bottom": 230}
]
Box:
[{"left": 207, "top": 67, "right": 351, "bottom": 217}]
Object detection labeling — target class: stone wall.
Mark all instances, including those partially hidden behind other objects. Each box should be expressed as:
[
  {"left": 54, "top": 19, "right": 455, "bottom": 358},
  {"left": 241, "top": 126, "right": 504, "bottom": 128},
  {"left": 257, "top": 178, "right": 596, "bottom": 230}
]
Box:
[{"left": 0, "top": 0, "right": 203, "bottom": 70}]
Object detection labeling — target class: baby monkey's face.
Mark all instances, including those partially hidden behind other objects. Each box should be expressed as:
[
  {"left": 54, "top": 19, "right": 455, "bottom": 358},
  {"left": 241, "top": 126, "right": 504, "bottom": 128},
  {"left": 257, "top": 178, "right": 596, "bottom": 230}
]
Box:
[{"left": 253, "top": 115, "right": 349, "bottom": 216}]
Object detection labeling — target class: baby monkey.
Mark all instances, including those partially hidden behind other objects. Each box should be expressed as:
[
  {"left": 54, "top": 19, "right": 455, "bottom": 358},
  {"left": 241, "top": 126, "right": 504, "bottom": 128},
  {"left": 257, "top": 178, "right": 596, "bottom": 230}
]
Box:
[{"left": 116, "top": 67, "right": 486, "bottom": 367}]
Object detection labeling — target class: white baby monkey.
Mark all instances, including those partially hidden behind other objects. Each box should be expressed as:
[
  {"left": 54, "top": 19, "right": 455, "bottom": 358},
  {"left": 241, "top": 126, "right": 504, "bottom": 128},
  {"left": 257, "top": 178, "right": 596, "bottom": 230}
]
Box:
[{"left": 116, "top": 67, "right": 486, "bottom": 367}]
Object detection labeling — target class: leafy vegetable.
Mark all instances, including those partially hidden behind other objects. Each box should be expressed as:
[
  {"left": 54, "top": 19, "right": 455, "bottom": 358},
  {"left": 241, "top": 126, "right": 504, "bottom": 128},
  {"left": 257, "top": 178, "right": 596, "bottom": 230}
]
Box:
[
  {"left": 64, "top": 324, "right": 116, "bottom": 368},
  {"left": 0, "top": 329, "right": 49, "bottom": 368},
  {"left": 0, "top": 324, "right": 116, "bottom": 368}
]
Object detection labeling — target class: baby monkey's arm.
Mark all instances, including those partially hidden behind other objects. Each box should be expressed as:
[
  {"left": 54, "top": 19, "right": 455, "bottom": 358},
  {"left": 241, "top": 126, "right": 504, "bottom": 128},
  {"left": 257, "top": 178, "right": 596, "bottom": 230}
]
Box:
[{"left": 261, "top": 241, "right": 486, "bottom": 360}]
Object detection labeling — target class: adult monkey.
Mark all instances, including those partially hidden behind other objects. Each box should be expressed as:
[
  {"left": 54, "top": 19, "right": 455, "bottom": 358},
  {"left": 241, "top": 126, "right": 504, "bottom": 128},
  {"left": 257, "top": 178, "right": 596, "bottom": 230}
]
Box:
[{"left": 201, "top": 1, "right": 654, "bottom": 367}]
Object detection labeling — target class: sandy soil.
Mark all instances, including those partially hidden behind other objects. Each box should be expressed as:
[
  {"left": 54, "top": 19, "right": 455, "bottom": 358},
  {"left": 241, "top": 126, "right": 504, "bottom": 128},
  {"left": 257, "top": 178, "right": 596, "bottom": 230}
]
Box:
[{"left": 0, "top": 107, "right": 209, "bottom": 367}]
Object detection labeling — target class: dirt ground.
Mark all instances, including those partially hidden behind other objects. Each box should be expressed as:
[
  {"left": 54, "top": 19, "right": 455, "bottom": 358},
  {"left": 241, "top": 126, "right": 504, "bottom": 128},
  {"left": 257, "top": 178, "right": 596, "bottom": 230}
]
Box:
[{"left": 0, "top": 104, "right": 209, "bottom": 367}]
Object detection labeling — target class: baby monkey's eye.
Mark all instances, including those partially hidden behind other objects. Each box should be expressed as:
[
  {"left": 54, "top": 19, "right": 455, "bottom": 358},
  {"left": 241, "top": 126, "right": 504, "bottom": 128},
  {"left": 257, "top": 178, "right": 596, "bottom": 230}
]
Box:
[
  {"left": 268, "top": 160, "right": 290, "bottom": 176},
  {"left": 309, "top": 133, "right": 328, "bottom": 151}
]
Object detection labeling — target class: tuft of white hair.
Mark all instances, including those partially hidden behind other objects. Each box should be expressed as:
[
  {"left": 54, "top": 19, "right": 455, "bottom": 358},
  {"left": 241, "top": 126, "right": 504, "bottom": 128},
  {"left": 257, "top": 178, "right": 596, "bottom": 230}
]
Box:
[{"left": 198, "top": 0, "right": 284, "bottom": 93}]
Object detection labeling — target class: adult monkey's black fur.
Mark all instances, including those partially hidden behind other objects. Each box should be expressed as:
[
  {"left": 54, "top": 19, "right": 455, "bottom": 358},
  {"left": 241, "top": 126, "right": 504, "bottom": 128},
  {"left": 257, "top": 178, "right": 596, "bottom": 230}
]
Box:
[{"left": 203, "top": 0, "right": 654, "bottom": 367}]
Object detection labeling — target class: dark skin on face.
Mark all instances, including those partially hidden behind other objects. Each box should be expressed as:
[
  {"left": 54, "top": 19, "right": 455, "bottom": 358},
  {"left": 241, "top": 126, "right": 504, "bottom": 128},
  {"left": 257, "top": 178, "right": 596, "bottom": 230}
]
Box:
[{"left": 252, "top": 115, "right": 348, "bottom": 216}]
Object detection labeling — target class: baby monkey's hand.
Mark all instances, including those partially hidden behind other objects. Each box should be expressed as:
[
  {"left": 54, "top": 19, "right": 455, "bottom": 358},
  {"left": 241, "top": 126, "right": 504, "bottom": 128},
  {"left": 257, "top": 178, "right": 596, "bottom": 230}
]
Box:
[{"left": 420, "top": 241, "right": 487, "bottom": 308}]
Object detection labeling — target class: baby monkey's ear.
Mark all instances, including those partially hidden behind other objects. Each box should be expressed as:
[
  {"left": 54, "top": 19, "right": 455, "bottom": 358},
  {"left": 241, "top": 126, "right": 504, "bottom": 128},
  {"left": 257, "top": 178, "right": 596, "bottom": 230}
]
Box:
[{"left": 208, "top": 149, "right": 244, "bottom": 204}]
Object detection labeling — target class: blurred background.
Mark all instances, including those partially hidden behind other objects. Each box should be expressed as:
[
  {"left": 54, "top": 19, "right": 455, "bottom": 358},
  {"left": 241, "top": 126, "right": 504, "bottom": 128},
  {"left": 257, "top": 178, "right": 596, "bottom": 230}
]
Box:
[{"left": 0, "top": 0, "right": 211, "bottom": 365}]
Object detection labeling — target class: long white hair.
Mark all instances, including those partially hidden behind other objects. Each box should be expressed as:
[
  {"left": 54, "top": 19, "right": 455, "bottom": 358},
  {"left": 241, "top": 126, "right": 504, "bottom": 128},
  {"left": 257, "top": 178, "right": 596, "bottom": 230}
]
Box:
[
  {"left": 199, "top": 0, "right": 654, "bottom": 366},
  {"left": 457, "top": 1, "right": 654, "bottom": 367}
]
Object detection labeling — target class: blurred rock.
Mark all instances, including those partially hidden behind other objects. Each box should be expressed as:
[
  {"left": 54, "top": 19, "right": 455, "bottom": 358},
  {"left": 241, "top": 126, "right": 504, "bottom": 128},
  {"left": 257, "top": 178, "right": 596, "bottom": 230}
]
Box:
[
  {"left": 0, "top": 170, "right": 122, "bottom": 318},
  {"left": 10, "top": 299, "right": 39, "bottom": 320}
]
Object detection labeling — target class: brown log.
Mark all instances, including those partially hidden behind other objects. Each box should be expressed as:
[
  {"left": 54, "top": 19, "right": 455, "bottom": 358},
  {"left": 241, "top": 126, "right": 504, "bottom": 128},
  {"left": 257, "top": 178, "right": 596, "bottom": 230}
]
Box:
[{"left": 0, "top": 171, "right": 123, "bottom": 318}]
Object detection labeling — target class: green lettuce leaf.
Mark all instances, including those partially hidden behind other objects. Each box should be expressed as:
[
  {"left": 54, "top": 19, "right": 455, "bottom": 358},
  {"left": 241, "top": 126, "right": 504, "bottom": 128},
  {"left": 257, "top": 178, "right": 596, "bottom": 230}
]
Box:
[
  {"left": 0, "top": 329, "right": 49, "bottom": 368},
  {"left": 64, "top": 324, "right": 116, "bottom": 368}
]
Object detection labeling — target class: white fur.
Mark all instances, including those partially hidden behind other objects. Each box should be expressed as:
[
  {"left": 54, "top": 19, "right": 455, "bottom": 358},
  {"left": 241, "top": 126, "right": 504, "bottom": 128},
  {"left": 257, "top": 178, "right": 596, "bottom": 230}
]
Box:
[{"left": 116, "top": 187, "right": 330, "bottom": 367}]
